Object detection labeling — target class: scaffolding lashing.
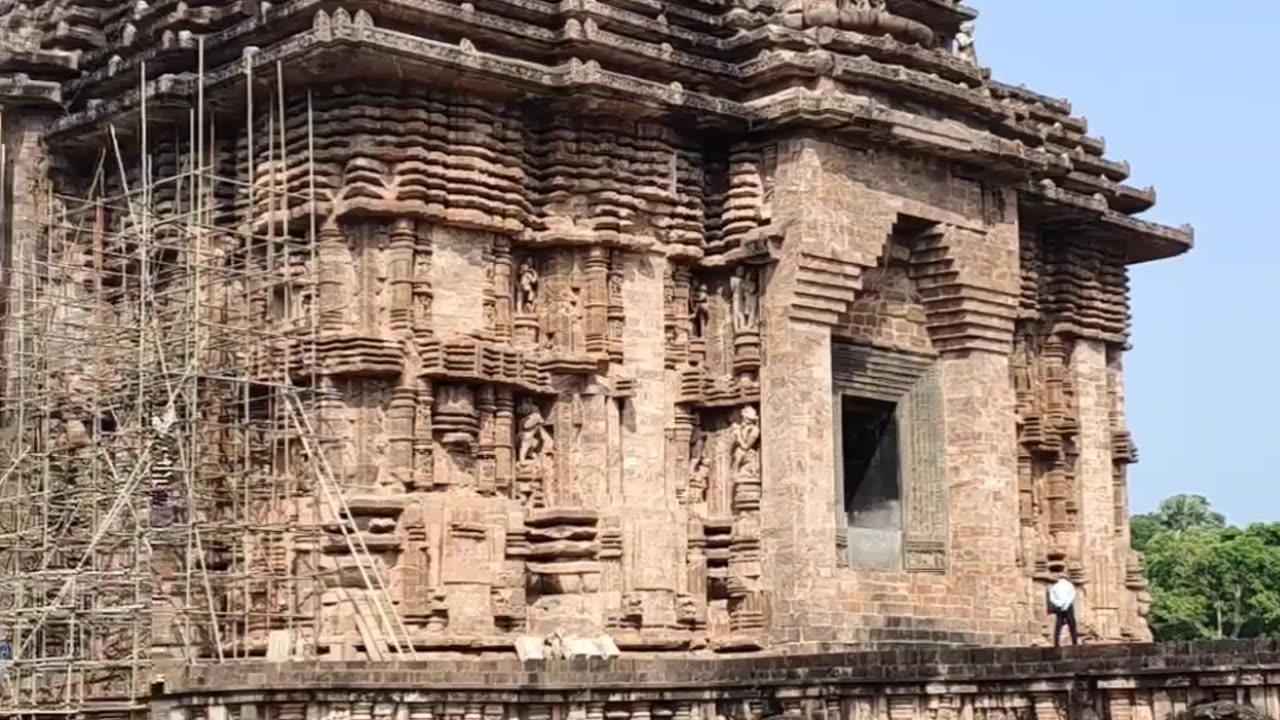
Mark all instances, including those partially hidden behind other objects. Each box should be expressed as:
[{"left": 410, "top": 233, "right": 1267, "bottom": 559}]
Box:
[{"left": 0, "top": 56, "right": 415, "bottom": 718}]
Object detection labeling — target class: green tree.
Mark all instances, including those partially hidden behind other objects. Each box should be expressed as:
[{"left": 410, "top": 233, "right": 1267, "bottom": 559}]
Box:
[
  {"left": 1129, "top": 513, "right": 1162, "bottom": 553},
  {"left": 1134, "top": 494, "right": 1280, "bottom": 640},
  {"left": 1152, "top": 493, "right": 1226, "bottom": 532}
]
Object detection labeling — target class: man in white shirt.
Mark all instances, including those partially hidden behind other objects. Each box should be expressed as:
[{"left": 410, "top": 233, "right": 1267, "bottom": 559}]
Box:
[{"left": 1046, "top": 575, "right": 1080, "bottom": 647}]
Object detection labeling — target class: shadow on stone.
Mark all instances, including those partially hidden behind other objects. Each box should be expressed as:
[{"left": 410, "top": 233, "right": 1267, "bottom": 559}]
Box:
[{"left": 1172, "top": 702, "right": 1274, "bottom": 720}]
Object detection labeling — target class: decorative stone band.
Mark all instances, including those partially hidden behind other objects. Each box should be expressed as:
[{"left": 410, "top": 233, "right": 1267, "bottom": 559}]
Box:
[
  {"left": 831, "top": 341, "right": 934, "bottom": 402},
  {"left": 151, "top": 640, "right": 1280, "bottom": 720}
]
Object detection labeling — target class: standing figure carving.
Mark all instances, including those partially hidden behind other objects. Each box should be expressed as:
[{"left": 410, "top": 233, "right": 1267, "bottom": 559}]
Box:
[
  {"left": 569, "top": 288, "right": 584, "bottom": 351},
  {"left": 516, "top": 260, "right": 539, "bottom": 313},
  {"left": 516, "top": 398, "right": 554, "bottom": 464},
  {"left": 955, "top": 21, "right": 977, "bottom": 65},
  {"left": 689, "top": 432, "right": 710, "bottom": 502},
  {"left": 689, "top": 282, "right": 711, "bottom": 338},
  {"left": 730, "top": 267, "right": 759, "bottom": 332},
  {"left": 731, "top": 405, "right": 761, "bottom": 477}
]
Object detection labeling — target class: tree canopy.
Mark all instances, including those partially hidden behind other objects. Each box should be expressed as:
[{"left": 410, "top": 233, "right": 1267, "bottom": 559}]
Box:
[{"left": 1133, "top": 494, "right": 1280, "bottom": 641}]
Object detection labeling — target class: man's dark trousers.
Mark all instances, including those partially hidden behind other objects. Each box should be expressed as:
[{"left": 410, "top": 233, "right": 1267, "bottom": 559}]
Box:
[{"left": 1053, "top": 605, "right": 1079, "bottom": 647}]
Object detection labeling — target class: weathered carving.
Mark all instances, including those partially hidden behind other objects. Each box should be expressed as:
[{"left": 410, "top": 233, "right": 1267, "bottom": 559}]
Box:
[
  {"left": 689, "top": 433, "right": 710, "bottom": 504},
  {"left": 731, "top": 406, "right": 761, "bottom": 478},
  {"left": 772, "top": 0, "right": 935, "bottom": 44},
  {"left": 730, "top": 267, "right": 759, "bottom": 334},
  {"left": 517, "top": 398, "right": 554, "bottom": 467},
  {"left": 955, "top": 21, "right": 978, "bottom": 65},
  {"left": 690, "top": 283, "right": 711, "bottom": 339},
  {"left": 518, "top": 260, "right": 540, "bottom": 314}
]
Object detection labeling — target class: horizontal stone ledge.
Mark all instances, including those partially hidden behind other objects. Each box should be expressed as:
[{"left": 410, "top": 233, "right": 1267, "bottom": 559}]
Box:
[{"left": 150, "top": 639, "right": 1280, "bottom": 697}]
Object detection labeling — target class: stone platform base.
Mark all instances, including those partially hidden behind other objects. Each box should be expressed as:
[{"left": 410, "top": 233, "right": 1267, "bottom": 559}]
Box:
[{"left": 141, "top": 641, "right": 1280, "bottom": 720}]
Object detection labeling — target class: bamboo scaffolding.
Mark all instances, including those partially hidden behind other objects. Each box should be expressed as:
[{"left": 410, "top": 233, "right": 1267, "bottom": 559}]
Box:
[{"left": 0, "top": 55, "right": 414, "bottom": 719}]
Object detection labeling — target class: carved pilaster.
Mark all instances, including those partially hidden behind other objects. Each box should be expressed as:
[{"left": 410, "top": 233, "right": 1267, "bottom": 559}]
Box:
[
  {"left": 492, "top": 238, "right": 513, "bottom": 342},
  {"left": 670, "top": 407, "right": 696, "bottom": 505},
  {"left": 387, "top": 385, "right": 416, "bottom": 488},
  {"left": 413, "top": 221, "right": 434, "bottom": 344},
  {"left": 585, "top": 247, "right": 609, "bottom": 357},
  {"left": 663, "top": 265, "right": 683, "bottom": 368},
  {"left": 685, "top": 516, "right": 708, "bottom": 625},
  {"left": 318, "top": 221, "right": 347, "bottom": 333},
  {"left": 435, "top": 384, "right": 479, "bottom": 449},
  {"left": 483, "top": 243, "right": 497, "bottom": 336},
  {"left": 413, "top": 378, "right": 435, "bottom": 490},
  {"left": 494, "top": 389, "right": 515, "bottom": 496},
  {"left": 730, "top": 266, "right": 761, "bottom": 393},
  {"left": 402, "top": 515, "right": 431, "bottom": 623},
  {"left": 607, "top": 252, "right": 625, "bottom": 362},
  {"left": 476, "top": 385, "right": 497, "bottom": 495},
  {"left": 388, "top": 218, "right": 416, "bottom": 337},
  {"left": 672, "top": 264, "right": 692, "bottom": 345},
  {"left": 900, "top": 365, "right": 948, "bottom": 573}
]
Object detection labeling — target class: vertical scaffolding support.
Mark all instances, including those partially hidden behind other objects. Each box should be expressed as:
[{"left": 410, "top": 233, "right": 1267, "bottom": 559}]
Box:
[{"left": 0, "top": 57, "right": 415, "bottom": 719}]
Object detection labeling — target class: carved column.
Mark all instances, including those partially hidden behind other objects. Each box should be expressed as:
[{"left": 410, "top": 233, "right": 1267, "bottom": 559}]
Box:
[
  {"left": 670, "top": 407, "right": 695, "bottom": 505},
  {"left": 402, "top": 516, "right": 430, "bottom": 622},
  {"left": 435, "top": 385, "right": 479, "bottom": 450},
  {"left": 412, "top": 222, "right": 435, "bottom": 345},
  {"left": 617, "top": 250, "right": 681, "bottom": 640},
  {"left": 317, "top": 221, "right": 348, "bottom": 333},
  {"left": 388, "top": 218, "right": 416, "bottom": 337},
  {"left": 1072, "top": 337, "right": 1122, "bottom": 637},
  {"left": 492, "top": 238, "right": 513, "bottom": 342},
  {"left": 315, "top": 374, "right": 346, "bottom": 484},
  {"left": 663, "top": 266, "right": 683, "bottom": 368},
  {"left": 672, "top": 263, "right": 692, "bottom": 356},
  {"left": 585, "top": 247, "right": 609, "bottom": 357},
  {"left": 413, "top": 378, "right": 435, "bottom": 490},
  {"left": 494, "top": 388, "right": 515, "bottom": 496},
  {"left": 899, "top": 365, "right": 948, "bottom": 573},
  {"left": 1041, "top": 337, "right": 1081, "bottom": 573},
  {"left": 387, "top": 385, "right": 417, "bottom": 487},
  {"left": 476, "top": 385, "right": 497, "bottom": 495},
  {"left": 607, "top": 253, "right": 625, "bottom": 362},
  {"left": 544, "top": 251, "right": 574, "bottom": 355}
]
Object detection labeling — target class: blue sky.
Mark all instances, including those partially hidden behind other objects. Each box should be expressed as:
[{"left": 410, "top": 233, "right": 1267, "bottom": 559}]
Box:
[{"left": 977, "top": 1, "right": 1279, "bottom": 523}]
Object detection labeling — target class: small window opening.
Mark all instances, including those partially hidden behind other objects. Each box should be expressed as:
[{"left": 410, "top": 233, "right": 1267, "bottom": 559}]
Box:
[
  {"left": 841, "top": 396, "right": 903, "bottom": 569},
  {"left": 269, "top": 284, "right": 290, "bottom": 321}
]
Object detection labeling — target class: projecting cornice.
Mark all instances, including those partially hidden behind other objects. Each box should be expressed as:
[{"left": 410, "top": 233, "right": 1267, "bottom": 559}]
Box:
[{"left": 7, "top": 0, "right": 1192, "bottom": 262}]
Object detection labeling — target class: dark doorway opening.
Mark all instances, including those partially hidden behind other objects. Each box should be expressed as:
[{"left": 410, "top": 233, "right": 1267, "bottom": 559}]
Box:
[{"left": 840, "top": 396, "right": 903, "bottom": 568}]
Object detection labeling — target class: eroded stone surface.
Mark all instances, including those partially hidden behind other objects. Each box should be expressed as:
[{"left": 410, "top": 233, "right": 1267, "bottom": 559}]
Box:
[{"left": 0, "top": 0, "right": 1185, "bottom": 713}]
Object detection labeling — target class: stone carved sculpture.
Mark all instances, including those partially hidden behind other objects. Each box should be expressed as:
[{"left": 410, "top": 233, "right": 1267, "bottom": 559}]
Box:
[
  {"left": 689, "top": 432, "right": 710, "bottom": 503},
  {"left": 517, "top": 260, "right": 539, "bottom": 313},
  {"left": 771, "top": 0, "right": 935, "bottom": 45},
  {"left": 690, "top": 282, "right": 711, "bottom": 339},
  {"left": 570, "top": 289, "right": 584, "bottom": 350},
  {"left": 731, "top": 405, "right": 761, "bottom": 477},
  {"left": 0, "top": 1, "right": 41, "bottom": 53},
  {"left": 955, "top": 21, "right": 977, "bottom": 65},
  {"left": 516, "top": 398, "right": 554, "bottom": 465},
  {"left": 730, "top": 267, "right": 759, "bottom": 333}
]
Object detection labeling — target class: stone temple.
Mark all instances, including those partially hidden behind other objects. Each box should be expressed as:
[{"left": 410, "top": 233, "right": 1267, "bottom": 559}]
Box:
[{"left": 0, "top": 0, "right": 1206, "bottom": 718}]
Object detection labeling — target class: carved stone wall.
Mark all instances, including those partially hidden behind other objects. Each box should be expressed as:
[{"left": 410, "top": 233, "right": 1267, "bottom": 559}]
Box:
[
  {"left": 0, "top": 0, "right": 1182, "bottom": 691},
  {"left": 149, "top": 642, "right": 1280, "bottom": 720},
  {"left": 1014, "top": 230, "right": 1151, "bottom": 643}
]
